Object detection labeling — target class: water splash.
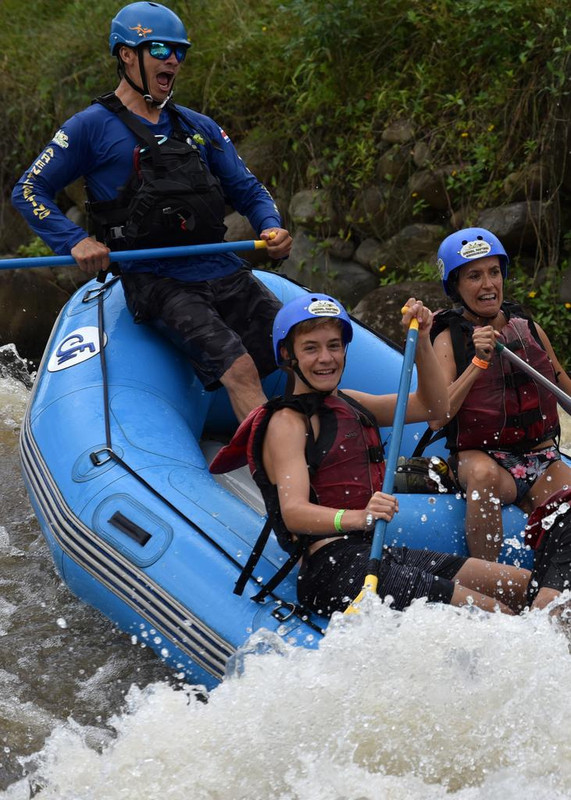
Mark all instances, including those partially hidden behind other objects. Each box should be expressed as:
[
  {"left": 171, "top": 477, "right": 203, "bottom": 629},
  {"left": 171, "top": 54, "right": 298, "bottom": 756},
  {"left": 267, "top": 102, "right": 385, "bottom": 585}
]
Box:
[{"left": 9, "top": 598, "right": 571, "bottom": 800}]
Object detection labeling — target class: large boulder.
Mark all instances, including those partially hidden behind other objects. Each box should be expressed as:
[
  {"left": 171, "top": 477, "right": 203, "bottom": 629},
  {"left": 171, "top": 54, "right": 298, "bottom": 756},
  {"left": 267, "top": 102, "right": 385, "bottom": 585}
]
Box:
[
  {"left": 278, "top": 229, "right": 378, "bottom": 308},
  {"left": 354, "top": 223, "right": 446, "bottom": 278},
  {"left": 408, "top": 166, "right": 462, "bottom": 211},
  {"left": 223, "top": 211, "right": 271, "bottom": 267},
  {"left": 350, "top": 184, "right": 412, "bottom": 240},
  {"left": 475, "top": 201, "right": 548, "bottom": 253},
  {"left": 288, "top": 189, "right": 340, "bottom": 235},
  {"left": 0, "top": 267, "right": 76, "bottom": 364},
  {"left": 236, "top": 126, "right": 280, "bottom": 187},
  {"left": 352, "top": 280, "right": 449, "bottom": 345}
]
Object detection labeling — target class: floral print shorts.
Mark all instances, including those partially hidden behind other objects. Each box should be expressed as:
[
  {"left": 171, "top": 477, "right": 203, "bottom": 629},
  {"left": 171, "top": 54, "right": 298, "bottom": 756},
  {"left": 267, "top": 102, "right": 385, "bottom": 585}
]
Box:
[{"left": 487, "top": 445, "right": 561, "bottom": 503}]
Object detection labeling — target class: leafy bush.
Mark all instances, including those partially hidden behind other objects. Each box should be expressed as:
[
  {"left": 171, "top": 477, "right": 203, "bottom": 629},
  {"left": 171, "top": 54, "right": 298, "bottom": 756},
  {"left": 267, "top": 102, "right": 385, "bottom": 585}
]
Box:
[{"left": 2, "top": 0, "right": 570, "bottom": 363}]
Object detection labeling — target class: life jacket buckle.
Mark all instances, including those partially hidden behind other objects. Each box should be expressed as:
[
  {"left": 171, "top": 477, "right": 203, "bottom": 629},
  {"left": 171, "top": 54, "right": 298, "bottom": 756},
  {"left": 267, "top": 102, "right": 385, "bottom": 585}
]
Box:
[{"left": 109, "top": 226, "right": 125, "bottom": 240}]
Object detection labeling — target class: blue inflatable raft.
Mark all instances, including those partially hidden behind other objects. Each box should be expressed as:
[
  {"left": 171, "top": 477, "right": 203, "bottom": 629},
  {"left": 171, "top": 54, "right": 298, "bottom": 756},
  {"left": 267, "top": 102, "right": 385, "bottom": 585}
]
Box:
[{"left": 20, "top": 270, "right": 538, "bottom": 688}]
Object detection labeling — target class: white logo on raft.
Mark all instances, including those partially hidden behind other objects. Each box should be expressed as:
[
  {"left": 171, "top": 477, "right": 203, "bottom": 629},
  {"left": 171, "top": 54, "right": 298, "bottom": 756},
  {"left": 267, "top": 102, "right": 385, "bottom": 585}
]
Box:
[
  {"left": 459, "top": 239, "right": 492, "bottom": 260},
  {"left": 307, "top": 299, "right": 342, "bottom": 317},
  {"left": 47, "top": 327, "right": 107, "bottom": 372}
]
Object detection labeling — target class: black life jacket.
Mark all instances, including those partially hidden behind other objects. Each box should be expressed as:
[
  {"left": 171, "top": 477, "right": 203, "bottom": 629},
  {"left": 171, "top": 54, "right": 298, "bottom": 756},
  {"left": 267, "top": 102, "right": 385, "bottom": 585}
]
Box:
[
  {"left": 209, "top": 391, "right": 385, "bottom": 600},
  {"left": 86, "top": 93, "right": 227, "bottom": 250},
  {"left": 430, "top": 302, "right": 560, "bottom": 453}
]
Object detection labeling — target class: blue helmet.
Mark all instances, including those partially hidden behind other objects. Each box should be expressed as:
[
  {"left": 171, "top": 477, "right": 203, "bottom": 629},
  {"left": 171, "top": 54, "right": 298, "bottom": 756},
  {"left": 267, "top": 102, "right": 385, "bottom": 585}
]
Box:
[
  {"left": 109, "top": 2, "right": 191, "bottom": 54},
  {"left": 273, "top": 293, "right": 353, "bottom": 365},
  {"left": 437, "top": 227, "right": 509, "bottom": 297}
]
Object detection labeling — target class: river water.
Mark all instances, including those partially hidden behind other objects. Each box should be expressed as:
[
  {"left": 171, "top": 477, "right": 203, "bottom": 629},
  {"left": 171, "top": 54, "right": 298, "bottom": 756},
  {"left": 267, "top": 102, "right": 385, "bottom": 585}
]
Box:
[{"left": 2, "top": 345, "right": 571, "bottom": 800}]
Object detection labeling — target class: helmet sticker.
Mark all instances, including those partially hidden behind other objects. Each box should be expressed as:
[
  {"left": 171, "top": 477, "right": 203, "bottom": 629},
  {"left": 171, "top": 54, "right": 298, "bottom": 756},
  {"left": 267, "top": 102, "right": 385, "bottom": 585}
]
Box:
[
  {"left": 307, "top": 299, "right": 342, "bottom": 317},
  {"left": 436, "top": 258, "right": 445, "bottom": 279},
  {"left": 459, "top": 239, "right": 492, "bottom": 260},
  {"left": 129, "top": 24, "right": 153, "bottom": 38}
]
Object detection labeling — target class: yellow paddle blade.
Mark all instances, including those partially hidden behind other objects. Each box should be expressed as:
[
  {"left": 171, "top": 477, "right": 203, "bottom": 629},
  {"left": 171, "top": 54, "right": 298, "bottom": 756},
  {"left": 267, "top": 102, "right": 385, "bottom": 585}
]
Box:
[{"left": 344, "top": 574, "right": 379, "bottom": 615}]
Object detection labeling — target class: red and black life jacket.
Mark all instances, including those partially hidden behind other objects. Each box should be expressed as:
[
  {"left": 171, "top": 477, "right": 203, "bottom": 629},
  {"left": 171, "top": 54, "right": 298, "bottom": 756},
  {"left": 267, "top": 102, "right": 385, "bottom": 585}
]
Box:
[
  {"left": 209, "top": 391, "right": 385, "bottom": 599},
  {"left": 430, "top": 303, "right": 560, "bottom": 453}
]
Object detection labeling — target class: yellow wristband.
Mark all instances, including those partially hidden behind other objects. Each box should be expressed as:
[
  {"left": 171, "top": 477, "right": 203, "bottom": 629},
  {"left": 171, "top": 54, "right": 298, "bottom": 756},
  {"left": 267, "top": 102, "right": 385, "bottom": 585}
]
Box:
[
  {"left": 334, "top": 509, "right": 346, "bottom": 533},
  {"left": 472, "top": 356, "right": 490, "bottom": 370}
]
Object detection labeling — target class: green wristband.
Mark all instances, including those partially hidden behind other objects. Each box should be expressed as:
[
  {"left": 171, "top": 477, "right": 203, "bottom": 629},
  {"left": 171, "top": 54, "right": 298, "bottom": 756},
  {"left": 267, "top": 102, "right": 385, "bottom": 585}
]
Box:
[{"left": 334, "top": 509, "right": 346, "bottom": 533}]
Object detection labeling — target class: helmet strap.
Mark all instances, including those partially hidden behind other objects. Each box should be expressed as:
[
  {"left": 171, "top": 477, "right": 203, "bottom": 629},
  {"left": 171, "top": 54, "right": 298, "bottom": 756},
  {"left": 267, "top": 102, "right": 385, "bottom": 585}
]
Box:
[{"left": 461, "top": 302, "right": 499, "bottom": 323}]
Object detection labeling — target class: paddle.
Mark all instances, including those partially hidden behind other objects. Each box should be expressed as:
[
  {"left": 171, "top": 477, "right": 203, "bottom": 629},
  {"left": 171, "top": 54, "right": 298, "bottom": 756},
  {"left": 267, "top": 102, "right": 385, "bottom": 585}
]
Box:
[
  {"left": 0, "top": 239, "right": 269, "bottom": 270},
  {"left": 345, "top": 311, "right": 420, "bottom": 614},
  {"left": 495, "top": 341, "right": 571, "bottom": 415}
]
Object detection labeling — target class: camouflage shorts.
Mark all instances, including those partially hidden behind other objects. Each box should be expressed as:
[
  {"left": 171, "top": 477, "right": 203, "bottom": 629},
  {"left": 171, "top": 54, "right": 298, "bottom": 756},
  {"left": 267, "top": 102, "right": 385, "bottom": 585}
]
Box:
[{"left": 122, "top": 267, "right": 282, "bottom": 389}]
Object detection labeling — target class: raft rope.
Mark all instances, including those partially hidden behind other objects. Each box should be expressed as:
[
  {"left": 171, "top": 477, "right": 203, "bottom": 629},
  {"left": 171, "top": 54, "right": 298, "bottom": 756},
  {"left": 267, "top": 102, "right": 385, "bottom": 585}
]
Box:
[{"left": 87, "top": 277, "right": 324, "bottom": 635}]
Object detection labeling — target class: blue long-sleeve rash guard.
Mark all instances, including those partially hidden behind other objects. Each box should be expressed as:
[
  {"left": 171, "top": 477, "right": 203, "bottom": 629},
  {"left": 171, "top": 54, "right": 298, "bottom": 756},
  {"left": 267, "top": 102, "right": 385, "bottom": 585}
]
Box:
[{"left": 12, "top": 101, "right": 282, "bottom": 281}]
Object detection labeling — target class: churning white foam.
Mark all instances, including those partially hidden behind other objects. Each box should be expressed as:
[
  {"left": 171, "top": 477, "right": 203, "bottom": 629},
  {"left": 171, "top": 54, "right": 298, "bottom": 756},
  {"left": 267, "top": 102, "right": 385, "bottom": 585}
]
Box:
[{"left": 7, "top": 595, "right": 571, "bottom": 800}]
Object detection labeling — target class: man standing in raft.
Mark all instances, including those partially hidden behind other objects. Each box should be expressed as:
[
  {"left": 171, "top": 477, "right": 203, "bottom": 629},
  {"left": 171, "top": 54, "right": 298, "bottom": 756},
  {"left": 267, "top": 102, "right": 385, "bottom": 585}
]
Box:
[
  {"left": 211, "top": 293, "right": 535, "bottom": 616},
  {"left": 12, "top": 1, "right": 291, "bottom": 421}
]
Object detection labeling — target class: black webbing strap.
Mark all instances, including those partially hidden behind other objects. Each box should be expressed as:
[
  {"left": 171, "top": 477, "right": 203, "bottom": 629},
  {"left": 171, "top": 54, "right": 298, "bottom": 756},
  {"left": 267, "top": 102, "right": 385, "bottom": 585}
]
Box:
[
  {"left": 233, "top": 516, "right": 273, "bottom": 596},
  {"left": 412, "top": 424, "right": 446, "bottom": 457},
  {"left": 251, "top": 542, "right": 305, "bottom": 603}
]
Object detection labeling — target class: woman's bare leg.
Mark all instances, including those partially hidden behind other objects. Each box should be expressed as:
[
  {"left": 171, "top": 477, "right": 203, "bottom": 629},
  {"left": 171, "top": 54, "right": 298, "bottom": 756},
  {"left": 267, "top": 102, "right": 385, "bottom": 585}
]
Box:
[
  {"left": 456, "top": 450, "right": 518, "bottom": 561},
  {"left": 453, "top": 558, "right": 531, "bottom": 613},
  {"left": 451, "top": 583, "right": 515, "bottom": 614}
]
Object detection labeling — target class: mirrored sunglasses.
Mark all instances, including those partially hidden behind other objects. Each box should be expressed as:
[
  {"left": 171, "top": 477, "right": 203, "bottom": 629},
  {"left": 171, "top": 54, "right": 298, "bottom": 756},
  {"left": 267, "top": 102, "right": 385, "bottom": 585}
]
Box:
[{"left": 147, "top": 41, "right": 187, "bottom": 63}]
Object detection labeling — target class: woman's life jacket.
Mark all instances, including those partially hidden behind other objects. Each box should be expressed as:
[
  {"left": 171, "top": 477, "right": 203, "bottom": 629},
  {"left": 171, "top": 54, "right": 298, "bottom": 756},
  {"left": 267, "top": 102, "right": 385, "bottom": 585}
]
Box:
[
  {"left": 86, "top": 93, "right": 227, "bottom": 250},
  {"left": 431, "top": 303, "right": 560, "bottom": 453},
  {"left": 210, "top": 391, "right": 385, "bottom": 557}
]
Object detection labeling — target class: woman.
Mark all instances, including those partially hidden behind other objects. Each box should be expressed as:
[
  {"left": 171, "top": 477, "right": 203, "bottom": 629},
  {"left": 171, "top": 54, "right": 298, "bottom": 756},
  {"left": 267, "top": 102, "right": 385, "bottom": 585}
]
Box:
[{"left": 430, "top": 227, "right": 571, "bottom": 608}]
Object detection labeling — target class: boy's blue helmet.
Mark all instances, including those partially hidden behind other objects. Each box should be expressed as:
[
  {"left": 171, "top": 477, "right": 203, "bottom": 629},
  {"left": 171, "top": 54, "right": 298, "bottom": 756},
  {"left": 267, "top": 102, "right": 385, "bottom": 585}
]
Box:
[
  {"left": 437, "top": 227, "right": 509, "bottom": 297},
  {"left": 109, "top": 2, "right": 191, "bottom": 54},
  {"left": 273, "top": 293, "right": 353, "bottom": 365}
]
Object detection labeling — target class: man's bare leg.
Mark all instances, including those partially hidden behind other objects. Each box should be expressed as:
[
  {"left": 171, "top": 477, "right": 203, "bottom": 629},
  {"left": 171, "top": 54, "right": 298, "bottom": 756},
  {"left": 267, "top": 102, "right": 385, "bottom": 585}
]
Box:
[{"left": 220, "top": 353, "right": 267, "bottom": 422}]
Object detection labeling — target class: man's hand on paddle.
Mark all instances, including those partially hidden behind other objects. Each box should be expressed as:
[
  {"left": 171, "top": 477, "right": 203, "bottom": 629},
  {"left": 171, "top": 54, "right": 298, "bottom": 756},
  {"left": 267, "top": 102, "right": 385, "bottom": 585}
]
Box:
[
  {"left": 261, "top": 227, "right": 292, "bottom": 259},
  {"left": 71, "top": 236, "right": 111, "bottom": 275}
]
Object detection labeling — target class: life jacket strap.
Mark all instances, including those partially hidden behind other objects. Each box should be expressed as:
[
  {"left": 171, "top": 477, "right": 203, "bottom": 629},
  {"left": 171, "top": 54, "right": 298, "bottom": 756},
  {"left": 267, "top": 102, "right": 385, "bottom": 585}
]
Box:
[
  {"left": 250, "top": 542, "right": 306, "bottom": 603},
  {"left": 233, "top": 517, "right": 273, "bottom": 597}
]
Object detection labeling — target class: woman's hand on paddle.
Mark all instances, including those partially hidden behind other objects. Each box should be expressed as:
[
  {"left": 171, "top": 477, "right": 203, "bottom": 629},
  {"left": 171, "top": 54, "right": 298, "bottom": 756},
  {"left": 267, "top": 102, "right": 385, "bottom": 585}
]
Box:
[
  {"left": 401, "top": 298, "right": 433, "bottom": 339},
  {"left": 472, "top": 325, "right": 497, "bottom": 362},
  {"left": 261, "top": 227, "right": 292, "bottom": 259},
  {"left": 71, "top": 236, "right": 111, "bottom": 275},
  {"left": 365, "top": 491, "right": 399, "bottom": 525}
]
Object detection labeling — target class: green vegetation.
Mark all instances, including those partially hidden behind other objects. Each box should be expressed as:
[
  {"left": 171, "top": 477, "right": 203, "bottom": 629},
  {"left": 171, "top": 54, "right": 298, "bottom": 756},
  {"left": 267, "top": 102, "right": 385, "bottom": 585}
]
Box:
[{"left": 2, "top": 0, "right": 570, "bottom": 362}]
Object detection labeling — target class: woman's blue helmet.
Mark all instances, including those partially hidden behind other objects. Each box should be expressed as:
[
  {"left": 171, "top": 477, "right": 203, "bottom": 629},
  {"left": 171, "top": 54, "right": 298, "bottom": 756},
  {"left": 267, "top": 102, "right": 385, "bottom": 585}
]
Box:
[
  {"left": 273, "top": 293, "right": 353, "bottom": 366},
  {"left": 437, "top": 227, "right": 509, "bottom": 297},
  {"left": 109, "top": 2, "right": 191, "bottom": 54}
]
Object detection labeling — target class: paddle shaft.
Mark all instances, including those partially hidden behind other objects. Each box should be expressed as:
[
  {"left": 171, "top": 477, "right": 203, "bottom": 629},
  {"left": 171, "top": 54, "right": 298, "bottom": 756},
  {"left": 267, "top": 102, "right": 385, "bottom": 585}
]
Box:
[
  {"left": 345, "top": 318, "right": 419, "bottom": 612},
  {"left": 0, "top": 239, "right": 268, "bottom": 271},
  {"left": 495, "top": 341, "right": 571, "bottom": 415},
  {"left": 369, "top": 320, "right": 419, "bottom": 566}
]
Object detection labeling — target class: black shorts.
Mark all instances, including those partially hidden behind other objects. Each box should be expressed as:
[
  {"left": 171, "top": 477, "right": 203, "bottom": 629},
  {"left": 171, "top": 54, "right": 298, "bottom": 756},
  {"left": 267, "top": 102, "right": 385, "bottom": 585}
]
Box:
[
  {"left": 297, "top": 537, "right": 466, "bottom": 616},
  {"left": 527, "top": 510, "right": 571, "bottom": 601},
  {"left": 121, "top": 267, "right": 282, "bottom": 389}
]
